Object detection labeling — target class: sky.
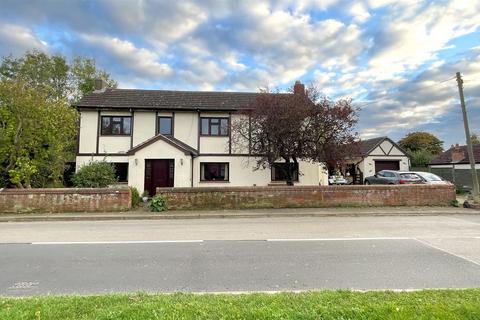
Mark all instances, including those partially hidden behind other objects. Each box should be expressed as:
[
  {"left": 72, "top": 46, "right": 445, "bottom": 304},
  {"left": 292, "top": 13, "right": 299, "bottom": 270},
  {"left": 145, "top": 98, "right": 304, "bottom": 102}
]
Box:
[{"left": 0, "top": 0, "right": 479, "bottom": 148}]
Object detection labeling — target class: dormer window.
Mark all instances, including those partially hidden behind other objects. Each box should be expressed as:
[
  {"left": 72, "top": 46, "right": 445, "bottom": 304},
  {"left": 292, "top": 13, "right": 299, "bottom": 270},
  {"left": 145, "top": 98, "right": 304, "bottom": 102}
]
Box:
[{"left": 101, "top": 116, "right": 131, "bottom": 135}]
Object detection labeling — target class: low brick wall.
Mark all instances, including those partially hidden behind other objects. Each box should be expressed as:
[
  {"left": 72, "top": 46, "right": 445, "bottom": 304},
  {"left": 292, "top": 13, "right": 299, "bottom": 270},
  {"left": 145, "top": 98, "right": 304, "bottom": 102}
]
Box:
[
  {"left": 0, "top": 188, "right": 131, "bottom": 213},
  {"left": 158, "top": 185, "right": 456, "bottom": 210}
]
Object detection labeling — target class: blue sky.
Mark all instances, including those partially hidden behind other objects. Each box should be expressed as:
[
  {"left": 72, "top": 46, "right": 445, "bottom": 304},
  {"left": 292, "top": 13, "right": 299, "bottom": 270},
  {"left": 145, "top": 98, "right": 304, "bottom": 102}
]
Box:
[{"left": 0, "top": 0, "right": 479, "bottom": 148}]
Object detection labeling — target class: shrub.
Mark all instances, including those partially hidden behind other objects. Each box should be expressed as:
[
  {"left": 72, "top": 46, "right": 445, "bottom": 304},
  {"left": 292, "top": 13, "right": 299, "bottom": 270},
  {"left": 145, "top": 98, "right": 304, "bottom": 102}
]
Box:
[
  {"left": 149, "top": 194, "right": 167, "bottom": 212},
  {"left": 130, "top": 187, "right": 141, "bottom": 207},
  {"left": 72, "top": 161, "right": 116, "bottom": 188}
]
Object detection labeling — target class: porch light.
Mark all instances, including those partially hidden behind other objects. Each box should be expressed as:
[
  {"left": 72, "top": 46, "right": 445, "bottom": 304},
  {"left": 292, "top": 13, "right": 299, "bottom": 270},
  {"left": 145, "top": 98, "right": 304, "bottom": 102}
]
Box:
[
  {"left": 135, "top": 158, "right": 138, "bottom": 166},
  {"left": 180, "top": 159, "right": 184, "bottom": 165}
]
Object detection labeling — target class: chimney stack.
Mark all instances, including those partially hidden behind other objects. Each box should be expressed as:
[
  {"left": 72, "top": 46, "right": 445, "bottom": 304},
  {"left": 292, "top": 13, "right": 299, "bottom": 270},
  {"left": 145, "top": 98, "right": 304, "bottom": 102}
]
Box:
[
  {"left": 94, "top": 78, "right": 107, "bottom": 92},
  {"left": 451, "top": 144, "right": 465, "bottom": 163},
  {"left": 293, "top": 80, "right": 305, "bottom": 95}
]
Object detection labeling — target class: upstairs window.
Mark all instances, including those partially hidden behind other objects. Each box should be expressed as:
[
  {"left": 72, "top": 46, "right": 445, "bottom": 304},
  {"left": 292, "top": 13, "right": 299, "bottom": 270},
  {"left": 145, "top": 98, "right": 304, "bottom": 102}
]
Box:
[
  {"left": 158, "top": 116, "right": 173, "bottom": 135},
  {"left": 200, "top": 162, "right": 229, "bottom": 181},
  {"left": 200, "top": 117, "right": 229, "bottom": 136},
  {"left": 271, "top": 163, "right": 299, "bottom": 181},
  {"left": 101, "top": 116, "right": 131, "bottom": 135}
]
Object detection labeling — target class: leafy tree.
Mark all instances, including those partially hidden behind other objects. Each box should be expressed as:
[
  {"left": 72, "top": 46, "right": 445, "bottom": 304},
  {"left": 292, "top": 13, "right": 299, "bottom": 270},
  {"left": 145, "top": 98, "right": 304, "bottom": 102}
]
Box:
[
  {"left": 471, "top": 134, "right": 480, "bottom": 145},
  {"left": 398, "top": 132, "right": 443, "bottom": 155},
  {"left": 0, "top": 50, "right": 116, "bottom": 102},
  {"left": 0, "top": 79, "right": 78, "bottom": 188},
  {"left": 409, "top": 149, "right": 435, "bottom": 167},
  {"left": 72, "top": 161, "right": 117, "bottom": 188},
  {"left": 232, "top": 84, "right": 359, "bottom": 185},
  {"left": 0, "top": 51, "right": 117, "bottom": 188}
]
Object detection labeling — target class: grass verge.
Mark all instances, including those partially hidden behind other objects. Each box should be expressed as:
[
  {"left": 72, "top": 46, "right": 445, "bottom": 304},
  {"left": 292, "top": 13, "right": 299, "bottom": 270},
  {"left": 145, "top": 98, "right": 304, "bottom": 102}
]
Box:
[{"left": 1, "top": 289, "right": 480, "bottom": 320}]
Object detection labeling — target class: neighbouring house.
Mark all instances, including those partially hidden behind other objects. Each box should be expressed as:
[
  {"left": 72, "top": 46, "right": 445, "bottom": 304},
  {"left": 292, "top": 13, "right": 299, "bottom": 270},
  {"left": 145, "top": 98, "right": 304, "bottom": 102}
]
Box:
[
  {"left": 429, "top": 144, "right": 480, "bottom": 189},
  {"left": 344, "top": 137, "right": 410, "bottom": 184},
  {"left": 74, "top": 80, "right": 328, "bottom": 195}
]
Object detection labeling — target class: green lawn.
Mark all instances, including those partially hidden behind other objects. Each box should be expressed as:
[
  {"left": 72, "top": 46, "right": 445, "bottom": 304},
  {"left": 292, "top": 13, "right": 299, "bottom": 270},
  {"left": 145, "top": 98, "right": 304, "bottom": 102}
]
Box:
[{"left": 1, "top": 290, "right": 480, "bottom": 320}]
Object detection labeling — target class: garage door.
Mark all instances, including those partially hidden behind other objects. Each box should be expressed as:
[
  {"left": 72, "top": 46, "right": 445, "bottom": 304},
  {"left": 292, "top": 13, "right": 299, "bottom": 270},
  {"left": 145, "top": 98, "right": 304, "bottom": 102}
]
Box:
[{"left": 374, "top": 160, "right": 400, "bottom": 173}]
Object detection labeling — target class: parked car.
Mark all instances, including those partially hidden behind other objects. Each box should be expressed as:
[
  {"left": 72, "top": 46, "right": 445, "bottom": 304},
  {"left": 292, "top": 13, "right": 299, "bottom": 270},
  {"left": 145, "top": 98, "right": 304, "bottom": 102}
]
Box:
[
  {"left": 364, "top": 170, "right": 423, "bottom": 185},
  {"left": 412, "top": 171, "right": 452, "bottom": 185},
  {"left": 328, "top": 174, "right": 348, "bottom": 185}
]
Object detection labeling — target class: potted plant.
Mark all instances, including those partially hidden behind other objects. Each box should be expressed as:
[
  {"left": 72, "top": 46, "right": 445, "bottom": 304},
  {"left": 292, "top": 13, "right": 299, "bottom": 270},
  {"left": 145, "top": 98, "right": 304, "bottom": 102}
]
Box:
[{"left": 141, "top": 190, "right": 149, "bottom": 202}]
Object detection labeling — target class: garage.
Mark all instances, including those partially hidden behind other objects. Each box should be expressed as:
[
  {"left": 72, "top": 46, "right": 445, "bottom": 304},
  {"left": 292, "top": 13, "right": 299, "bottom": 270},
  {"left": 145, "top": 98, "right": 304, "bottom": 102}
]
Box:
[{"left": 374, "top": 160, "right": 400, "bottom": 173}]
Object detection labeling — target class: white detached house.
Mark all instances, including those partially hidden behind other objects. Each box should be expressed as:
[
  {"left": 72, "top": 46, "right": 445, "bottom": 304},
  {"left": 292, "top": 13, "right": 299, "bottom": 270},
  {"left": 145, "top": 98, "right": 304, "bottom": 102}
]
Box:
[{"left": 74, "top": 81, "right": 328, "bottom": 195}]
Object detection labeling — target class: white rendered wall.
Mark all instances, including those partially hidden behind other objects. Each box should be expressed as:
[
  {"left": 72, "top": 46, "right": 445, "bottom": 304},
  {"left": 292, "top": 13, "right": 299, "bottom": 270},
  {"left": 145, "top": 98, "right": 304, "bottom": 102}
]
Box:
[
  {"left": 174, "top": 112, "right": 198, "bottom": 149},
  {"left": 133, "top": 111, "right": 155, "bottom": 147},
  {"left": 192, "top": 156, "right": 321, "bottom": 187},
  {"left": 78, "top": 111, "right": 98, "bottom": 153},
  {"left": 75, "top": 155, "right": 129, "bottom": 171}
]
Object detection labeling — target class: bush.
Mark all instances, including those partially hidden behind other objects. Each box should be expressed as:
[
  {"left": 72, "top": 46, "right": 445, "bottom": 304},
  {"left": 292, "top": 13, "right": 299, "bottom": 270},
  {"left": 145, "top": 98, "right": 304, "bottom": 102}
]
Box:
[
  {"left": 149, "top": 194, "right": 167, "bottom": 212},
  {"left": 72, "top": 161, "right": 117, "bottom": 188},
  {"left": 130, "top": 187, "right": 141, "bottom": 207}
]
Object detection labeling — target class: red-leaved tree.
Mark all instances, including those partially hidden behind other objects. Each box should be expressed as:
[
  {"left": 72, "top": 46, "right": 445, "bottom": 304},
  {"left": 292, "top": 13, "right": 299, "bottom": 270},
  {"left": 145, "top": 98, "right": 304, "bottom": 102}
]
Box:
[{"left": 232, "top": 83, "right": 359, "bottom": 185}]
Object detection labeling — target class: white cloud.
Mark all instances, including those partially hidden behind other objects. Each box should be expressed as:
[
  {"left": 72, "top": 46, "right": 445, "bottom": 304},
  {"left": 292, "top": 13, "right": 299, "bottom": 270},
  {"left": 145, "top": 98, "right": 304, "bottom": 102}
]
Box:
[
  {"left": 79, "top": 34, "right": 173, "bottom": 79},
  {"left": 368, "top": 0, "right": 480, "bottom": 77},
  {"left": 0, "top": 23, "right": 47, "bottom": 56}
]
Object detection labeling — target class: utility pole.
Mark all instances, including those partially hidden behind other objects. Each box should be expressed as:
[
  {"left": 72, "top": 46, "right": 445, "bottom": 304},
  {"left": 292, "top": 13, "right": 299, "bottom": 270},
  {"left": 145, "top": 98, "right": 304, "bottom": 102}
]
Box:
[{"left": 456, "top": 71, "right": 479, "bottom": 197}]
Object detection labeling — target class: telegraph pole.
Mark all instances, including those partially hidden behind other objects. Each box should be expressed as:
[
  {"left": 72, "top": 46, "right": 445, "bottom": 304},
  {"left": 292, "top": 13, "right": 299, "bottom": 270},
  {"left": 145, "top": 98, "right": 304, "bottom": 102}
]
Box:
[{"left": 456, "top": 72, "right": 479, "bottom": 197}]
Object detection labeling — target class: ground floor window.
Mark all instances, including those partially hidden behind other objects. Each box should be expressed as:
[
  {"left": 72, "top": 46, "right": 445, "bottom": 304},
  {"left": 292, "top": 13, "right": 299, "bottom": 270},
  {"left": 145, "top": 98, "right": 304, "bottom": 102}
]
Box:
[
  {"left": 113, "top": 163, "right": 128, "bottom": 182},
  {"left": 200, "top": 162, "right": 229, "bottom": 181},
  {"left": 271, "top": 163, "right": 299, "bottom": 181}
]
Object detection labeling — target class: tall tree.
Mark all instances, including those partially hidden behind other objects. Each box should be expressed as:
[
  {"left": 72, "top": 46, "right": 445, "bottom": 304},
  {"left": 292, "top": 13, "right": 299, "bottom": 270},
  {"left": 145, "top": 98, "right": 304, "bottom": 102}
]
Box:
[
  {"left": 398, "top": 132, "right": 443, "bottom": 155},
  {"left": 0, "top": 50, "right": 116, "bottom": 102},
  {"left": 0, "top": 50, "right": 116, "bottom": 188},
  {"left": 232, "top": 84, "right": 359, "bottom": 185},
  {"left": 0, "top": 79, "right": 78, "bottom": 188}
]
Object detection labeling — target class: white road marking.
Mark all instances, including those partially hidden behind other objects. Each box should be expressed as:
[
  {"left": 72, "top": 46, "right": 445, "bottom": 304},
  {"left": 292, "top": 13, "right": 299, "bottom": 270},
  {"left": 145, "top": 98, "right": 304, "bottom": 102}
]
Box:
[
  {"left": 414, "top": 238, "right": 480, "bottom": 267},
  {"left": 31, "top": 240, "right": 204, "bottom": 245},
  {"left": 266, "top": 237, "right": 411, "bottom": 242}
]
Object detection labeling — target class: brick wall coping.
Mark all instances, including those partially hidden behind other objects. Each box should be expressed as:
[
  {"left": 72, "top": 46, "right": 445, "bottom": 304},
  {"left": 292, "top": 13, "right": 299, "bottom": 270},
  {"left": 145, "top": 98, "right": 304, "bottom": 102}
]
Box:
[
  {"left": 0, "top": 188, "right": 130, "bottom": 195},
  {"left": 158, "top": 184, "right": 453, "bottom": 194}
]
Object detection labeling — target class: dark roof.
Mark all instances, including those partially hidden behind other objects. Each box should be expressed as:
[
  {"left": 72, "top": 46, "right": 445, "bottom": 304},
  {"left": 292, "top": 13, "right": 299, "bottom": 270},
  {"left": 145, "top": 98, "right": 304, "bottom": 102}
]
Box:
[
  {"left": 355, "top": 136, "right": 409, "bottom": 157},
  {"left": 74, "top": 88, "right": 283, "bottom": 111},
  {"left": 359, "top": 137, "right": 387, "bottom": 156},
  {"left": 127, "top": 133, "right": 198, "bottom": 156},
  {"left": 429, "top": 145, "right": 480, "bottom": 165}
]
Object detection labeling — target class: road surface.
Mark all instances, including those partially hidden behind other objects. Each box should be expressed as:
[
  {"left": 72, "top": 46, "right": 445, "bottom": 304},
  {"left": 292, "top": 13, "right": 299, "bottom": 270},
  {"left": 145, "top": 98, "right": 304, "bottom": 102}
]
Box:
[{"left": 1, "top": 214, "right": 479, "bottom": 295}]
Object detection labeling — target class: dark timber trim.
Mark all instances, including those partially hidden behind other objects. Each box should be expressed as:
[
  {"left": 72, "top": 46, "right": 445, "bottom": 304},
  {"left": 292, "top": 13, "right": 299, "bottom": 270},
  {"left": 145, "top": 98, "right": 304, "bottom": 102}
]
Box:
[
  {"left": 76, "top": 113, "right": 81, "bottom": 154},
  {"left": 130, "top": 110, "right": 134, "bottom": 149},
  {"left": 228, "top": 112, "right": 232, "bottom": 154},
  {"left": 96, "top": 110, "right": 101, "bottom": 154},
  {"left": 77, "top": 153, "right": 129, "bottom": 157},
  {"left": 198, "top": 153, "right": 252, "bottom": 157},
  {"left": 197, "top": 110, "right": 201, "bottom": 153}
]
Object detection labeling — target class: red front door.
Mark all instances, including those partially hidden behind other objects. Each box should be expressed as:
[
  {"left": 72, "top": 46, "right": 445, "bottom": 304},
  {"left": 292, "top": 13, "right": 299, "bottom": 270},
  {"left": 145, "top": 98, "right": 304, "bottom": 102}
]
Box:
[{"left": 144, "top": 159, "right": 174, "bottom": 196}]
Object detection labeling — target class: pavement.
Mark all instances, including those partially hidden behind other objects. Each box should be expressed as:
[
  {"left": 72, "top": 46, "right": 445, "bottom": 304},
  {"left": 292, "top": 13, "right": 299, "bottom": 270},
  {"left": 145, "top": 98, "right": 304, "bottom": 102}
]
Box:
[
  {"left": 0, "top": 206, "right": 478, "bottom": 222},
  {"left": 1, "top": 212, "right": 480, "bottom": 296}
]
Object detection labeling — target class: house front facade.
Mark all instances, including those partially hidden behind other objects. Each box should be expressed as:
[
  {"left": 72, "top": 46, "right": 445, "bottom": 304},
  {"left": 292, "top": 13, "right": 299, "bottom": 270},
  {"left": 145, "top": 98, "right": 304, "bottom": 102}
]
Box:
[{"left": 74, "top": 81, "right": 328, "bottom": 195}]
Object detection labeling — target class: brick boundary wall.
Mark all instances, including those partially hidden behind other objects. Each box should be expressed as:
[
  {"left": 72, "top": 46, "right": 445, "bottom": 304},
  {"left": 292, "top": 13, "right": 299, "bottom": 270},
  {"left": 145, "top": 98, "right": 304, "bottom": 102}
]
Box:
[
  {"left": 157, "top": 184, "right": 456, "bottom": 210},
  {"left": 0, "top": 188, "right": 131, "bottom": 213}
]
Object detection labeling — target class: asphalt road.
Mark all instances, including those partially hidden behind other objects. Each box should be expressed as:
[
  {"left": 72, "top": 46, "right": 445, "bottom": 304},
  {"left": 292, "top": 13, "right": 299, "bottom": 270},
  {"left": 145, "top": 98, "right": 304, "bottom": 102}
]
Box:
[{"left": 0, "top": 214, "right": 479, "bottom": 296}]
